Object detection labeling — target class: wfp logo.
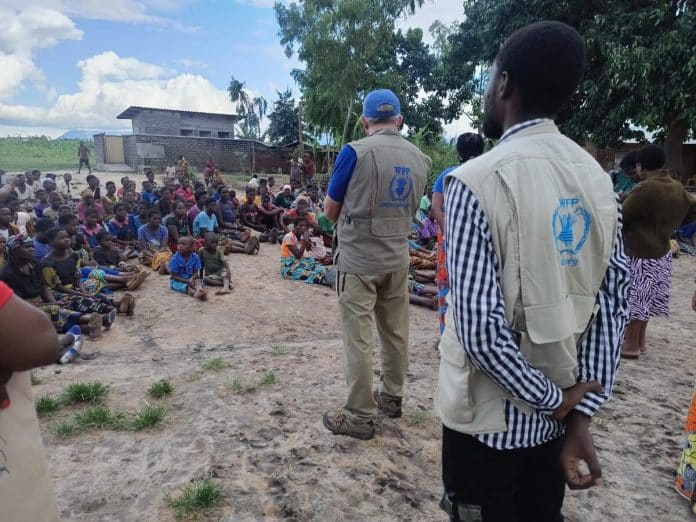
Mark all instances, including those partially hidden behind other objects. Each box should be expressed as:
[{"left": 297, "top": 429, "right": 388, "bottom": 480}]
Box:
[
  {"left": 389, "top": 166, "right": 413, "bottom": 203},
  {"left": 552, "top": 197, "right": 591, "bottom": 267}
]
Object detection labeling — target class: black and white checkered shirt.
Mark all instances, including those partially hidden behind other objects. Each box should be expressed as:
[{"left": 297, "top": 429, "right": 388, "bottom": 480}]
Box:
[{"left": 444, "top": 123, "right": 630, "bottom": 450}]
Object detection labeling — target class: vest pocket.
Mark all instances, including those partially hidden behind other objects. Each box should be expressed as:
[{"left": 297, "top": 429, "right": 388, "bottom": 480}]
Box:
[
  {"left": 435, "top": 328, "right": 475, "bottom": 424},
  {"left": 370, "top": 216, "right": 411, "bottom": 237}
]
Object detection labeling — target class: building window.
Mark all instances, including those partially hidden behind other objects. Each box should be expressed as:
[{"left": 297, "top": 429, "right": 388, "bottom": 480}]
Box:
[
  {"left": 180, "top": 129, "right": 193, "bottom": 136},
  {"left": 198, "top": 130, "right": 212, "bottom": 137},
  {"left": 217, "top": 131, "right": 230, "bottom": 139}
]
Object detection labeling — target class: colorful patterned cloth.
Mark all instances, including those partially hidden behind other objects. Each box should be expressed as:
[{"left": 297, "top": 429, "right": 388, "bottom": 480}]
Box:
[
  {"left": 280, "top": 256, "right": 326, "bottom": 284},
  {"left": 436, "top": 229, "right": 449, "bottom": 334},
  {"left": 628, "top": 253, "right": 671, "bottom": 321},
  {"left": 676, "top": 385, "right": 696, "bottom": 505}
]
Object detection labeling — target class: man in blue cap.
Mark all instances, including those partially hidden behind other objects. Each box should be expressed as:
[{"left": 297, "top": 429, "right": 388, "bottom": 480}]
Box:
[{"left": 322, "top": 88, "right": 430, "bottom": 440}]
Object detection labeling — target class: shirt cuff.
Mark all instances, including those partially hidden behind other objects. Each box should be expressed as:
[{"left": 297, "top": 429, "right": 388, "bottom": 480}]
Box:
[
  {"left": 574, "top": 392, "right": 605, "bottom": 418},
  {"left": 536, "top": 382, "right": 563, "bottom": 414}
]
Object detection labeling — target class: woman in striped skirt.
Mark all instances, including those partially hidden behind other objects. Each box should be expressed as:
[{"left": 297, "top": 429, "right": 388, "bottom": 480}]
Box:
[{"left": 620, "top": 144, "right": 696, "bottom": 358}]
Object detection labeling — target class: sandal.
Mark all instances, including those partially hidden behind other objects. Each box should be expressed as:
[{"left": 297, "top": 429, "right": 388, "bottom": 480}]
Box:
[{"left": 127, "top": 270, "right": 148, "bottom": 290}]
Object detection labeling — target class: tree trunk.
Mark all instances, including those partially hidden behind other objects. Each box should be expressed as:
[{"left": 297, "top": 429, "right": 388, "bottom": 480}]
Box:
[
  {"left": 664, "top": 118, "right": 688, "bottom": 183},
  {"left": 341, "top": 98, "right": 354, "bottom": 146}
]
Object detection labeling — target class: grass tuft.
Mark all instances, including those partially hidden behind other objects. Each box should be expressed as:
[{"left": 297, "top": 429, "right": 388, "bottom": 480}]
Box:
[
  {"left": 405, "top": 408, "right": 431, "bottom": 428},
  {"left": 30, "top": 370, "right": 42, "bottom": 386},
  {"left": 200, "top": 358, "right": 231, "bottom": 372},
  {"left": 130, "top": 406, "right": 167, "bottom": 431},
  {"left": 224, "top": 377, "right": 251, "bottom": 394},
  {"left": 164, "top": 477, "right": 225, "bottom": 520},
  {"left": 257, "top": 371, "right": 278, "bottom": 387},
  {"left": 147, "top": 379, "right": 174, "bottom": 399},
  {"left": 53, "top": 421, "right": 77, "bottom": 438},
  {"left": 35, "top": 395, "right": 61, "bottom": 416},
  {"left": 74, "top": 406, "right": 126, "bottom": 430},
  {"left": 271, "top": 346, "right": 289, "bottom": 356},
  {"left": 61, "top": 381, "right": 110, "bottom": 405}
]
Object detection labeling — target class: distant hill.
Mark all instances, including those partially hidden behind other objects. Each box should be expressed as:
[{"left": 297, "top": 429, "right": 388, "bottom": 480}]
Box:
[{"left": 58, "top": 129, "right": 130, "bottom": 141}]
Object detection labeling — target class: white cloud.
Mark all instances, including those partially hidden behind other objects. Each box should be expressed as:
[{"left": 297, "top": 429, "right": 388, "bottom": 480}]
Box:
[
  {"left": 0, "top": 51, "right": 237, "bottom": 130},
  {"left": 396, "top": 0, "right": 462, "bottom": 45},
  {"left": 173, "top": 58, "right": 208, "bottom": 69}
]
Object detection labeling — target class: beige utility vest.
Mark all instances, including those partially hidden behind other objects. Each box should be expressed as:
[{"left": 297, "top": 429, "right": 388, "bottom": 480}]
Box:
[
  {"left": 435, "top": 121, "right": 617, "bottom": 435},
  {"left": 335, "top": 129, "right": 430, "bottom": 274}
]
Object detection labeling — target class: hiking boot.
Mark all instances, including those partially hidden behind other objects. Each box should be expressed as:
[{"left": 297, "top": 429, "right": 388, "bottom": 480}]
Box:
[
  {"left": 322, "top": 410, "right": 375, "bottom": 440},
  {"left": 374, "top": 390, "right": 403, "bottom": 418}
]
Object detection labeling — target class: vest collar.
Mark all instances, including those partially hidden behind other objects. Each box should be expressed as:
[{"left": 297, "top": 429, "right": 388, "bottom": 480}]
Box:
[
  {"left": 497, "top": 118, "right": 556, "bottom": 145},
  {"left": 367, "top": 127, "right": 401, "bottom": 137}
]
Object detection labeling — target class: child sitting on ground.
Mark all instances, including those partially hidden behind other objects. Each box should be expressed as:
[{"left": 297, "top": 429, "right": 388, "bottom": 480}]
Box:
[
  {"left": 80, "top": 208, "right": 105, "bottom": 249},
  {"left": 138, "top": 210, "right": 171, "bottom": 274},
  {"left": 168, "top": 236, "right": 207, "bottom": 300},
  {"left": 101, "top": 181, "right": 119, "bottom": 219},
  {"left": 280, "top": 218, "right": 333, "bottom": 285},
  {"left": 92, "top": 231, "right": 148, "bottom": 290},
  {"left": 198, "top": 232, "right": 232, "bottom": 295}
]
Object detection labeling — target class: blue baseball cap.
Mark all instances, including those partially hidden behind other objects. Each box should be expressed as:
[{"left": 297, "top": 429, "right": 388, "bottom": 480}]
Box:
[{"left": 362, "top": 89, "right": 401, "bottom": 118}]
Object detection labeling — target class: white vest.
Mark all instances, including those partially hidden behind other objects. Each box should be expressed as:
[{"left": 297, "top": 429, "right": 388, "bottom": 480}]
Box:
[{"left": 435, "top": 121, "right": 617, "bottom": 434}]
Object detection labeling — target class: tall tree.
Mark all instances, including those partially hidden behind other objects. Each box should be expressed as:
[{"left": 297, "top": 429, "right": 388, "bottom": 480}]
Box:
[
  {"left": 275, "top": 0, "right": 452, "bottom": 145},
  {"left": 227, "top": 76, "right": 268, "bottom": 140},
  {"left": 266, "top": 88, "right": 309, "bottom": 145},
  {"left": 441, "top": 0, "right": 695, "bottom": 181}
]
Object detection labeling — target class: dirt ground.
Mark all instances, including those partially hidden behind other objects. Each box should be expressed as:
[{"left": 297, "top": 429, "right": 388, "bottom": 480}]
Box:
[{"left": 26, "top": 171, "right": 696, "bottom": 520}]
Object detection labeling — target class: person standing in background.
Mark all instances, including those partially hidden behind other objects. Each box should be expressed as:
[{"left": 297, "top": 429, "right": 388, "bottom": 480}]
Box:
[{"left": 77, "top": 141, "right": 91, "bottom": 174}]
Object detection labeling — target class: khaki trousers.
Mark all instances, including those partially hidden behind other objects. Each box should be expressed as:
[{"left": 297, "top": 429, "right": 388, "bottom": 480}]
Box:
[{"left": 337, "top": 268, "right": 410, "bottom": 423}]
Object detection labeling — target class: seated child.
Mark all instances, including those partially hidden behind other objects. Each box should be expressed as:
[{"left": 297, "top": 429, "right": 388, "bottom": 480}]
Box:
[
  {"left": 198, "top": 233, "right": 232, "bottom": 295},
  {"left": 92, "top": 231, "right": 148, "bottom": 290},
  {"left": 80, "top": 208, "right": 105, "bottom": 249},
  {"left": 416, "top": 209, "right": 439, "bottom": 248},
  {"left": 42, "top": 191, "right": 64, "bottom": 222},
  {"left": 257, "top": 194, "right": 286, "bottom": 235},
  {"left": 168, "top": 236, "right": 207, "bottom": 300},
  {"left": 107, "top": 203, "right": 139, "bottom": 258},
  {"left": 101, "top": 181, "right": 119, "bottom": 219}
]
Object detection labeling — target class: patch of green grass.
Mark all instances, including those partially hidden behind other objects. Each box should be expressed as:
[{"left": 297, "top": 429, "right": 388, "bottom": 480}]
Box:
[
  {"left": 130, "top": 406, "right": 167, "bottom": 431},
  {"left": 53, "top": 421, "right": 77, "bottom": 438},
  {"left": 164, "top": 477, "right": 225, "bottom": 520},
  {"left": 147, "top": 379, "right": 174, "bottom": 399},
  {"left": 257, "top": 371, "right": 278, "bottom": 387},
  {"left": 0, "top": 137, "right": 94, "bottom": 171},
  {"left": 61, "top": 381, "right": 110, "bottom": 405},
  {"left": 271, "top": 346, "right": 289, "bottom": 356},
  {"left": 35, "top": 395, "right": 61, "bottom": 416},
  {"left": 224, "top": 377, "right": 251, "bottom": 394},
  {"left": 74, "top": 406, "right": 126, "bottom": 431},
  {"left": 405, "top": 408, "right": 431, "bottom": 428},
  {"left": 200, "top": 357, "right": 231, "bottom": 372},
  {"left": 30, "top": 370, "right": 42, "bottom": 385}
]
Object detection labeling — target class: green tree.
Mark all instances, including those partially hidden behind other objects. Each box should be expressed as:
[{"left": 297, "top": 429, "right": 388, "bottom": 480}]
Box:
[
  {"left": 275, "top": 0, "right": 452, "bottom": 146},
  {"left": 266, "top": 88, "right": 309, "bottom": 145},
  {"left": 227, "top": 76, "right": 268, "bottom": 140},
  {"left": 442, "top": 0, "right": 695, "bottom": 181}
]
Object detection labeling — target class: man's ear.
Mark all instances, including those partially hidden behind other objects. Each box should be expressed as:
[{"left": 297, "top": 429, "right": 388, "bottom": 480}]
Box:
[
  {"left": 359, "top": 115, "right": 369, "bottom": 133},
  {"left": 499, "top": 71, "right": 513, "bottom": 100}
]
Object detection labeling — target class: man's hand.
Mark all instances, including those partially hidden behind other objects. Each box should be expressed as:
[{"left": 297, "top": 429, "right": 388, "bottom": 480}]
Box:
[
  {"left": 560, "top": 411, "right": 603, "bottom": 490},
  {"left": 0, "top": 368, "right": 12, "bottom": 409},
  {"left": 552, "top": 381, "right": 604, "bottom": 421}
]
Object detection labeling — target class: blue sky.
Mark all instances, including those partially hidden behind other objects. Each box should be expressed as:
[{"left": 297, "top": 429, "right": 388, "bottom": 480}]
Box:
[{"left": 0, "top": 0, "right": 465, "bottom": 138}]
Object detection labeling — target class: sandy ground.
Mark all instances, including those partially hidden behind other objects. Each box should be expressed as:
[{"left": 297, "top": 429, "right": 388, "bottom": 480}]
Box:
[{"left": 24, "top": 171, "right": 696, "bottom": 520}]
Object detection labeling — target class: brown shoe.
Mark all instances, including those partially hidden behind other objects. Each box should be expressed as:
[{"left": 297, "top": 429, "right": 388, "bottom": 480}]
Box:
[
  {"left": 322, "top": 410, "right": 375, "bottom": 440},
  {"left": 374, "top": 391, "right": 402, "bottom": 418}
]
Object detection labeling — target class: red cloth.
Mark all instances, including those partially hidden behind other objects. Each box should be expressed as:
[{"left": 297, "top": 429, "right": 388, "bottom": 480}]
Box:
[{"left": 0, "top": 281, "right": 14, "bottom": 309}]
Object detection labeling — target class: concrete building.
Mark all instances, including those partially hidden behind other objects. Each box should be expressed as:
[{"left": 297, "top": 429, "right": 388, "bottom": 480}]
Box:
[{"left": 94, "top": 106, "right": 318, "bottom": 174}]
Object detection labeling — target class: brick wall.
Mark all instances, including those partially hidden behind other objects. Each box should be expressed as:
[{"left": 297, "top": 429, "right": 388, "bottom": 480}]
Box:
[
  {"left": 121, "top": 134, "right": 330, "bottom": 175},
  {"left": 131, "top": 110, "right": 236, "bottom": 138}
]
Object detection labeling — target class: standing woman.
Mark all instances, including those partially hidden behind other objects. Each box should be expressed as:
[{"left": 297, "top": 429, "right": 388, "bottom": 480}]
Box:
[
  {"left": 620, "top": 144, "right": 696, "bottom": 358},
  {"left": 430, "top": 133, "right": 484, "bottom": 334}
]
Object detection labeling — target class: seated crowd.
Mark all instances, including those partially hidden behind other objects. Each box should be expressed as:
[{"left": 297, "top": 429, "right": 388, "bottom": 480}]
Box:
[{"left": 0, "top": 164, "right": 439, "bottom": 362}]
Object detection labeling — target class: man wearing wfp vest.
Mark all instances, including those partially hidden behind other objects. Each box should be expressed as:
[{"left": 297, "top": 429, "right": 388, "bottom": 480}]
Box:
[
  {"left": 437, "top": 22, "right": 630, "bottom": 521},
  {"left": 322, "top": 89, "right": 430, "bottom": 440}
]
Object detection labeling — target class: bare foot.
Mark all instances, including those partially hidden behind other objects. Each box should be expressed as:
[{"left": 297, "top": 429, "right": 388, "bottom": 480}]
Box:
[{"left": 194, "top": 288, "right": 208, "bottom": 301}]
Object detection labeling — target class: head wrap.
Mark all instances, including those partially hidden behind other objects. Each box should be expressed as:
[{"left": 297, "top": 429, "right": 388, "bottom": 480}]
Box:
[{"left": 6, "top": 234, "right": 32, "bottom": 254}]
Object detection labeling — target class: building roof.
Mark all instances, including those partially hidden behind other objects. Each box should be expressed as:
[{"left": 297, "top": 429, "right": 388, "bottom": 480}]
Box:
[{"left": 117, "top": 106, "right": 240, "bottom": 121}]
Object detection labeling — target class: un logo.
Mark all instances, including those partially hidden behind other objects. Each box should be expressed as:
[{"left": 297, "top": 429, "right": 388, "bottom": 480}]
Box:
[
  {"left": 552, "top": 197, "right": 592, "bottom": 267},
  {"left": 389, "top": 166, "right": 413, "bottom": 203}
]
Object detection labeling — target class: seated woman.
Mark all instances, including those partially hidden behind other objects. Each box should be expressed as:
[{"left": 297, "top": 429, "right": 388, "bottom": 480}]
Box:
[
  {"left": 0, "top": 234, "right": 103, "bottom": 336},
  {"left": 107, "top": 203, "right": 139, "bottom": 258},
  {"left": 280, "top": 218, "right": 332, "bottom": 285},
  {"left": 138, "top": 210, "right": 172, "bottom": 274},
  {"left": 215, "top": 186, "right": 254, "bottom": 243},
  {"left": 39, "top": 229, "right": 134, "bottom": 325},
  {"left": 257, "top": 194, "right": 287, "bottom": 235},
  {"left": 240, "top": 188, "right": 271, "bottom": 241}
]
